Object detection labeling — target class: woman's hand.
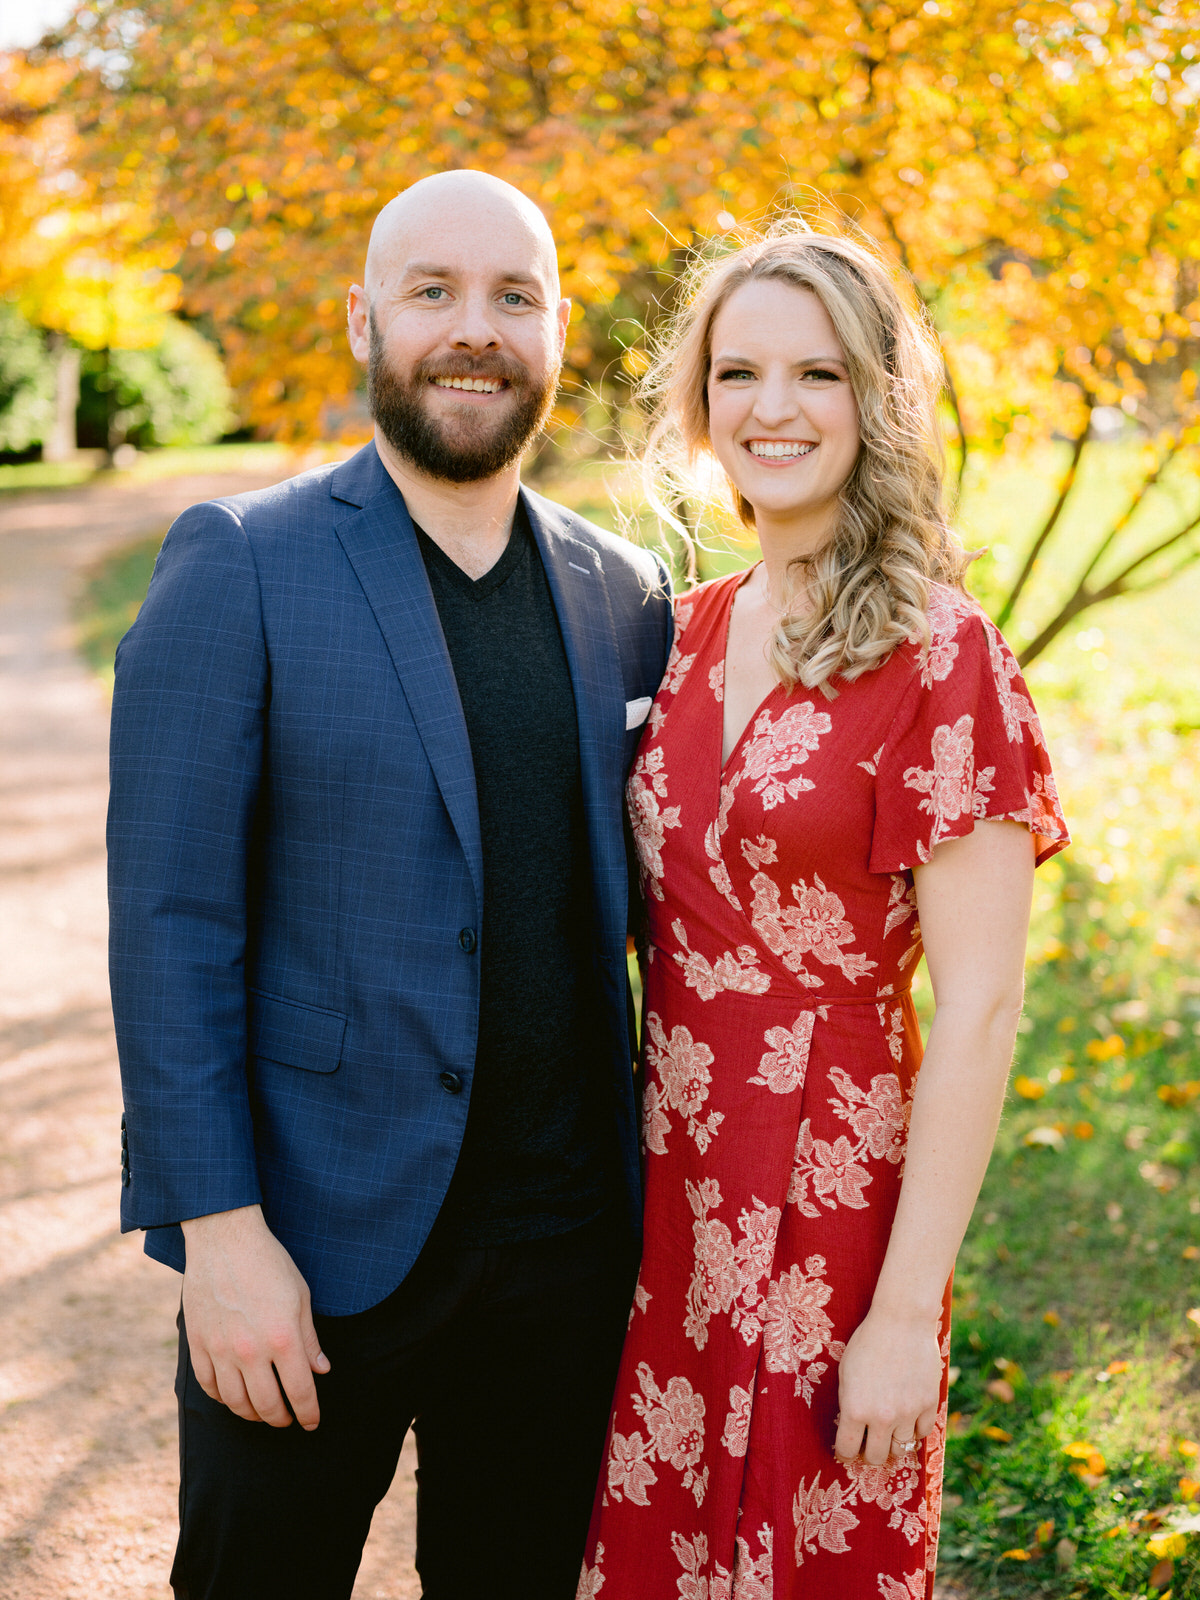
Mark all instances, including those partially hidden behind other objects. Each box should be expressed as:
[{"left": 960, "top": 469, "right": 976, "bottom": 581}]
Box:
[{"left": 833, "top": 1306, "right": 943, "bottom": 1466}]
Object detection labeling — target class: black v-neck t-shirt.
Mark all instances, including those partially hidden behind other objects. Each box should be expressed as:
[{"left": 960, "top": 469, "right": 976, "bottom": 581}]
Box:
[{"left": 415, "top": 507, "right": 612, "bottom": 1244}]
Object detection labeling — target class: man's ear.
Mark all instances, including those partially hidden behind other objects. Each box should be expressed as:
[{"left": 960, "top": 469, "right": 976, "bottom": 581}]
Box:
[
  {"left": 556, "top": 298, "right": 571, "bottom": 352},
  {"left": 347, "top": 285, "right": 370, "bottom": 366}
]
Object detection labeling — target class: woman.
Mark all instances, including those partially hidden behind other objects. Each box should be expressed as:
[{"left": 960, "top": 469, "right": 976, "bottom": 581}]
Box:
[{"left": 578, "top": 228, "right": 1068, "bottom": 1600}]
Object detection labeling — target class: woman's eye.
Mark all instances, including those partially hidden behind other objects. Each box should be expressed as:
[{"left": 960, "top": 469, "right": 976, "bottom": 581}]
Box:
[
  {"left": 716, "top": 368, "right": 754, "bottom": 382},
  {"left": 803, "top": 368, "right": 841, "bottom": 382}
]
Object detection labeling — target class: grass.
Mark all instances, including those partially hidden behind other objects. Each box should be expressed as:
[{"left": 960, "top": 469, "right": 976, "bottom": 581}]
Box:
[
  {"left": 0, "top": 439, "right": 351, "bottom": 495},
  {"left": 72, "top": 444, "right": 1200, "bottom": 1597}
]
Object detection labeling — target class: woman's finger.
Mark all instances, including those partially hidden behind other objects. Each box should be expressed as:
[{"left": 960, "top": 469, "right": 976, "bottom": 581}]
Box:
[
  {"left": 914, "top": 1403, "right": 941, "bottom": 1441},
  {"left": 862, "top": 1419, "right": 895, "bottom": 1466},
  {"left": 833, "top": 1413, "right": 866, "bottom": 1463}
]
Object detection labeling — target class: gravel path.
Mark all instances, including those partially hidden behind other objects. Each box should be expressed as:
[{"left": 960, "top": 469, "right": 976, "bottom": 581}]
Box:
[{"left": 0, "top": 469, "right": 417, "bottom": 1600}]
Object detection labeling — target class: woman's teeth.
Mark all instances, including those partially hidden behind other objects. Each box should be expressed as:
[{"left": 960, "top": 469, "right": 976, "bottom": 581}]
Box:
[
  {"left": 433, "top": 376, "right": 504, "bottom": 392},
  {"left": 747, "top": 441, "right": 816, "bottom": 458}
]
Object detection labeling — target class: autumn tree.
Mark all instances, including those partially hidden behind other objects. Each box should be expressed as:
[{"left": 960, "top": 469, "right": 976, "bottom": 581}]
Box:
[
  {"left": 50, "top": 0, "right": 1200, "bottom": 654},
  {"left": 0, "top": 48, "right": 198, "bottom": 458}
]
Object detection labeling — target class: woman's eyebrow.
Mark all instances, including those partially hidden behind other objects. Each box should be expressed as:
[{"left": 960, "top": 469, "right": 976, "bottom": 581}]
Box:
[{"left": 711, "top": 351, "right": 849, "bottom": 368}]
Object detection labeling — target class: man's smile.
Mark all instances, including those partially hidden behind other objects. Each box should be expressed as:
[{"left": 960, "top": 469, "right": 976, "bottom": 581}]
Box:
[{"left": 430, "top": 376, "right": 507, "bottom": 393}]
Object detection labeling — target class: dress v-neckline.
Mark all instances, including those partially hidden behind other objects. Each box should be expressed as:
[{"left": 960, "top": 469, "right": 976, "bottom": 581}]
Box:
[{"left": 718, "top": 564, "right": 788, "bottom": 781}]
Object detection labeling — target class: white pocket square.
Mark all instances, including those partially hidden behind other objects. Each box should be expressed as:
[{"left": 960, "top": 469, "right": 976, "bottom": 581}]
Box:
[{"left": 625, "top": 696, "right": 653, "bottom": 731}]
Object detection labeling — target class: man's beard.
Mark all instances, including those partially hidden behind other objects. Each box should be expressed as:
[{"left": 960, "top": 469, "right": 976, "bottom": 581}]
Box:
[{"left": 367, "top": 309, "right": 558, "bottom": 484}]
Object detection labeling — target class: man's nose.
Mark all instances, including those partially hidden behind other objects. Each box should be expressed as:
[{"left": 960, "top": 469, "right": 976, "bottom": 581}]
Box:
[{"left": 447, "top": 293, "right": 502, "bottom": 351}]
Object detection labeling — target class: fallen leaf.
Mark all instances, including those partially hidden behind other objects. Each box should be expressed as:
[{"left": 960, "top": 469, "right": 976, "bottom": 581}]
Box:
[
  {"left": 1035, "top": 1519, "right": 1055, "bottom": 1544},
  {"left": 986, "top": 1378, "right": 1016, "bottom": 1403},
  {"left": 1013, "top": 1074, "right": 1046, "bottom": 1099},
  {"left": 1106, "top": 1359, "right": 1130, "bottom": 1375},
  {"left": 1024, "top": 1126, "right": 1064, "bottom": 1150},
  {"left": 1149, "top": 1556, "right": 1174, "bottom": 1589},
  {"left": 1147, "top": 1531, "right": 1186, "bottom": 1559},
  {"left": 982, "top": 1425, "right": 1013, "bottom": 1442},
  {"left": 1000, "top": 1548, "right": 1030, "bottom": 1560},
  {"left": 1055, "top": 1536, "right": 1077, "bottom": 1569}
]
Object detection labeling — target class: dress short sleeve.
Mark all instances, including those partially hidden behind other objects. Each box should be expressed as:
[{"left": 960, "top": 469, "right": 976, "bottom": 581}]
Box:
[{"left": 869, "top": 588, "right": 1070, "bottom": 875}]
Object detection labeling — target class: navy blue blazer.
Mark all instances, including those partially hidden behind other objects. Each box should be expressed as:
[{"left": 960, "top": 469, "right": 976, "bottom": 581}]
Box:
[{"left": 108, "top": 442, "right": 672, "bottom": 1315}]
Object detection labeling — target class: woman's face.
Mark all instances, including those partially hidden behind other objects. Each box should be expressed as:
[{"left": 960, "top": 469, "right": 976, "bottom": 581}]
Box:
[{"left": 705, "top": 279, "right": 861, "bottom": 545}]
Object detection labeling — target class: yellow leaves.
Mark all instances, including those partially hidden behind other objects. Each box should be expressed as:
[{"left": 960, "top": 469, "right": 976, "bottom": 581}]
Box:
[
  {"left": 1086, "top": 1033, "right": 1125, "bottom": 1061},
  {"left": 1180, "top": 1477, "right": 1200, "bottom": 1501},
  {"left": 1158, "top": 1082, "right": 1200, "bottom": 1108},
  {"left": 1072, "top": 1121, "right": 1094, "bottom": 1139},
  {"left": 1035, "top": 1518, "right": 1055, "bottom": 1545},
  {"left": 1146, "top": 1530, "right": 1186, "bottom": 1560},
  {"left": 1043, "top": 1308, "right": 1061, "bottom": 1325},
  {"left": 1000, "top": 1547, "right": 1031, "bottom": 1559},
  {"left": 1178, "top": 1440, "right": 1200, "bottom": 1458},
  {"left": 1013, "top": 1074, "right": 1046, "bottom": 1099},
  {"left": 982, "top": 1425, "right": 1013, "bottom": 1441}
]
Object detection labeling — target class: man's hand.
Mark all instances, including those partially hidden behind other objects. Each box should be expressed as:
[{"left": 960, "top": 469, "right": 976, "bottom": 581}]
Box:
[{"left": 181, "top": 1205, "right": 330, "bottom": 1429}]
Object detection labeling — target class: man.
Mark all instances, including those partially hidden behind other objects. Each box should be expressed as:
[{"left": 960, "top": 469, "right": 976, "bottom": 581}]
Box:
[{"left": 109, "top": 171, "right": 672, "bottom": 1600}]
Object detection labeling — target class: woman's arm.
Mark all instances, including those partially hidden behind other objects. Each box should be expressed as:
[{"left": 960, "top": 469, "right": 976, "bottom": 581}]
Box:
[{"left": 833, "top": 817, "right": 1035, "bottom": 1466}]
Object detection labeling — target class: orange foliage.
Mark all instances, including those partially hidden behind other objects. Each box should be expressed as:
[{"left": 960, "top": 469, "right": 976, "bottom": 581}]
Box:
[{"left": 47, "top": 0, "right": 1198, "bottom": 448}]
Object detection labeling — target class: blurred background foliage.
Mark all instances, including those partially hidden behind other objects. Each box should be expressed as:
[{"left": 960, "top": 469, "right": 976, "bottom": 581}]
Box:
[{"left": 1, "top": 0, "right": 1198, "bottom": 650}]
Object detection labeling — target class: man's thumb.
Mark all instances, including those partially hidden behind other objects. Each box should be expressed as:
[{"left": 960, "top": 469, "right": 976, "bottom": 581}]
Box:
[{"left": 302, "top": 1313, "right": 330, "bottom": 1374}]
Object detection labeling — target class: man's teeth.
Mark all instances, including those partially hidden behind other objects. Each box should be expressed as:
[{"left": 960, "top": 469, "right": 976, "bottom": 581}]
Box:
[
  {"left": 433, "top": 376, "right": 503, "bottom": 392},
  {"left": 747, "top": 441, "right": 816, "bottom": 458}
]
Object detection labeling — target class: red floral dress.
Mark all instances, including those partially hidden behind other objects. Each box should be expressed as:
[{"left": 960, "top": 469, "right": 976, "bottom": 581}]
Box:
[{"left": 578, "top": 572, "right": 1069, "bottom": 1600}]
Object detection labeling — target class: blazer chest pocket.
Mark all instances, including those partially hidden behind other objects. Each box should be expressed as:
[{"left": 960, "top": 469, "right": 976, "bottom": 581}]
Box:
[{"left": 248, "top": 989, "right": 347, "bottom": 1074}]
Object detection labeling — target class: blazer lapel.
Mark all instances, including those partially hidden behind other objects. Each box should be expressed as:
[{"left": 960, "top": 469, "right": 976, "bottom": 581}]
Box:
[
  {"left": 523, "top": 488, "right": 628, "bottom": 955},
  {"left": 332, "top": 452, "right": 483, "bottom": 904}
]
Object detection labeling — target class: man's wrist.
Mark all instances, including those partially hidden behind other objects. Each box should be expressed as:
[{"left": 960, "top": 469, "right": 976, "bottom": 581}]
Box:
[{"left": 181, "top": 1203, "right": 264, "bottom": 1240}]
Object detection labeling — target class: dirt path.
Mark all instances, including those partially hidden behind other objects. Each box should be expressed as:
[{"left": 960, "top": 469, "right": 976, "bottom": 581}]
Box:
[{"left": 0, "top": 468, "right": 417, "bottom": 1600}]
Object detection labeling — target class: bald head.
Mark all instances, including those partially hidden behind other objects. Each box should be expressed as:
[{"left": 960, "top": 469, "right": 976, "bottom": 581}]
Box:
[{"left": 364, "top": 171, "right": 560, "bottom": 300}]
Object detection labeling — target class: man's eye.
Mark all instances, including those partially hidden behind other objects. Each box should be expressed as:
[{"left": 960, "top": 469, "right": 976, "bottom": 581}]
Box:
[
  {"left": 422, "top": 287, "right": 446, "bottom": 300},
  {"left": 501, "top": 292, "right": 526, "bottom": 306}
]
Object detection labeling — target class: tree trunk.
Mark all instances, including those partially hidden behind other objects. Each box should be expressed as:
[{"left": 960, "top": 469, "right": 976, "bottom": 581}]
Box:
[{"left": 43, "top": 335, "right": 81, "bottom": 463}]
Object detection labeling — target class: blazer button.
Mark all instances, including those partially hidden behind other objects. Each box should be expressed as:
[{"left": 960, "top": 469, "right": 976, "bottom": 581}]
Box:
[
  {"left": 439, "top": 1071, "right": 464, "bottom": 1095},
  {"left": 458, "top": 928, "right": 477, "bottom": 953}
]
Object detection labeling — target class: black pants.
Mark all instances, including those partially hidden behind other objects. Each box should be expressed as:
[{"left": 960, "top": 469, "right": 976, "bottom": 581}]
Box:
[{"left": 171, "top": 1210, "right": 638, "bottom": 1600}]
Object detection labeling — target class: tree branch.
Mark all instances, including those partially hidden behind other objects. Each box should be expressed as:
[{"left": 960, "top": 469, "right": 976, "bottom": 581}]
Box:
[
  {"left": 995, "top": 396, "right": 1093, "bottom": 633},
  {"left": 1016, "top": 502, "right": 1200, "bottom": 668}
]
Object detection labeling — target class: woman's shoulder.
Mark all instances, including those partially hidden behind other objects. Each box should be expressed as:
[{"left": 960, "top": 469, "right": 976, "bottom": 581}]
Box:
[
  {"left": 889, "top": 581, "right": 1007, "bottom": 687},
  {"left": 674, "top": 568, "right": 746, "bottom": 636}
]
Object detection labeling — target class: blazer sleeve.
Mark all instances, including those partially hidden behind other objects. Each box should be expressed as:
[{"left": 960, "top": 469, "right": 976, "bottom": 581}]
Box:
[{"left": 108, "top": 500, "right": 267, "bottom": 1234}]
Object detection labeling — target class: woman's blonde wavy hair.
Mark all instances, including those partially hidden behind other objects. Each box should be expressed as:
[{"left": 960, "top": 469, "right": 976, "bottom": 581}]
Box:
[{"left": 640, "top": 218, "right": 969, "bottom": 695}]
